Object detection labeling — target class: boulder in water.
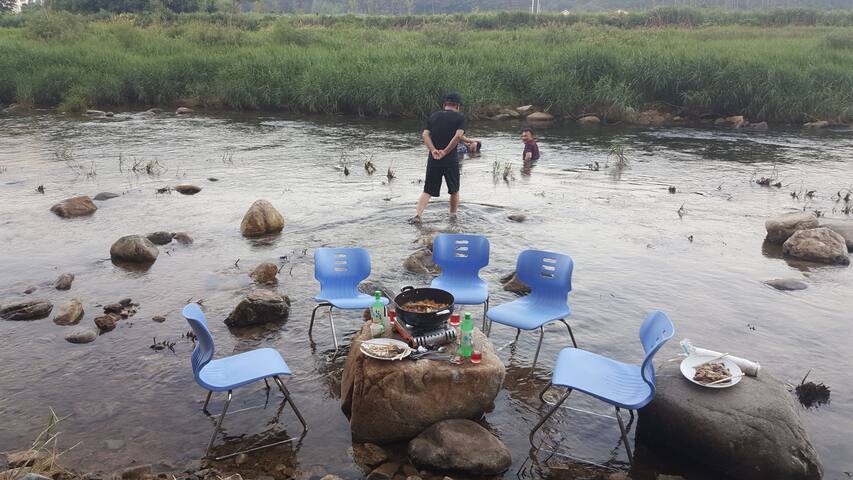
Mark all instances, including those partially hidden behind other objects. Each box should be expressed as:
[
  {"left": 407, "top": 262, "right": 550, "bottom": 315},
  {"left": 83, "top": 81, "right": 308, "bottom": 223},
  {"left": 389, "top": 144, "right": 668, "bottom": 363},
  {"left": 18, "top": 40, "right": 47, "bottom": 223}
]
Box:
[
  {"left": 172, "top": 232, "right": 193, "bottom": 245},
  {"left": 764, "top": 278, "right": 808, "bottom": 291},
  {"left": 175, "top": 184, "right": 201, "bottom": 195},
  {"left": 408, "top": 419, "right": 512, "bottom": 475},
  {"left": 577, "top": 115, "right": 601, "bottom": 125},
  {"left": 526, "top": 111, "right": 555, "bottom": 122},
  {"left": 821, "top": 220, "right": 853, "bottom": 252},
  {"left": 50, "top": 196, "right": 97, "bottom": 218},
  {"left": 403, "top": 248, "right": 438, "bottom": 274},
  {"left": 146, "top": 231, "right": 174, "bottom": 245},
  {"left": 1, "top": 300, "right": 53, "bottom": 320},
  {"left": 176, "top": 107, "right": 193, "bottom": 114},
  {"left": 54, "top": 298, "right": 84, "bottom": 325},
  {"left": 516, "top": 105, "right": 534, "bottom": 114},
  {"left": 225, "top": 289, "right": 291, "bottom": 327},
  {"left": 638, "top": 362, "right": 822, "bottom": 480},
  {"left": 240, "top": 200, "right": 285, "bottom": 237},
  {"left": 65, "top": 326, "right": 99, "bottom": 344},
  {"left": 782, "top": 227, "right": 849, "bottom": 265},
  {"left": 93, "top": 192, "right": 120, "bottom": 201},
  {"left": 111, "top": 235, "right": 159, "bottom": 263},
  {"left": 94, "top": 313, "right": 120, "bottom": 332},
  {"left": 249, "top": 262, "right": 279, "bottom": 285},
  {"left": 804, "top": 120, "right": 829, "bottom": 129},
  {"left": 54, "top": 272, "right": 75, "bottom": 290},
  {"left": 765, "top": 212, "right": 819, "bottom": 244}
]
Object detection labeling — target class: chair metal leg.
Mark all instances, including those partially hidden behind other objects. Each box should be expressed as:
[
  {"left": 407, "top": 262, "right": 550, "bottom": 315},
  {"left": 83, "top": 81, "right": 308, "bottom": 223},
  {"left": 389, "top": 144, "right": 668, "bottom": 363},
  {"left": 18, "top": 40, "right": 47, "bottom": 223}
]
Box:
[
  {"left": 529, "top": 388, "right": 571, "bottom": 451},
  {"left": 481, "top": 298, "right": 489, "bottom": 331},
  {"left": 327, "top": 306, "right": 339, "bottom": 359},
  {"left": 274, "top": 376, "right": 308, "bottom": 433},
  {"left": 202, "top": 390, "right": 213, "bottom": 413},
  {"left": 615, "top": 406, "right": 633, "bottom": 464},
  {"left": 559, "top": 319, "right": 578, "bottom": 348},
  {"left": 532, "top": 326, "right": 545, "bottom": 368},
  {"left": 206, "top": 390, "right": 232, "bottom": 457},
  {"left": 309, "top": 303, "right": 328, "bottom": 337}
]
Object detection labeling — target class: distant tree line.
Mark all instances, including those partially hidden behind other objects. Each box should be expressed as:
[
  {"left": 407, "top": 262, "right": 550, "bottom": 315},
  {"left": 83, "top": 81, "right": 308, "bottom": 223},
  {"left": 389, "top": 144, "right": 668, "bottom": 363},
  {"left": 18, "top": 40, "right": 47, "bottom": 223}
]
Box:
[{"left": 6, "top": 0, "right": 850, "bottom": 15}]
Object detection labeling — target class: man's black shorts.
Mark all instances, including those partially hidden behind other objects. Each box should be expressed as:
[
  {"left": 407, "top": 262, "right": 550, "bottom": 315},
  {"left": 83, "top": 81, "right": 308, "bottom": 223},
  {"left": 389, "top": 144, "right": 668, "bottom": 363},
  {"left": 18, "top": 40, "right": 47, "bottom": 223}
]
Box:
[{"left": 423, "top": 156, "right": 460, "bottom": 197}]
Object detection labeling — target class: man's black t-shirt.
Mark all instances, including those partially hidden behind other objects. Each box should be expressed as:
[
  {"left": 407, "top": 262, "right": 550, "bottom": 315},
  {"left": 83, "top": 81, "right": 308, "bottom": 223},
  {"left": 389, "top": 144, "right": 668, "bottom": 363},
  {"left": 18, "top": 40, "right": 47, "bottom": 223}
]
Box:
[{"left": 426, "top": 110, "right": 465, "bottom": 155}]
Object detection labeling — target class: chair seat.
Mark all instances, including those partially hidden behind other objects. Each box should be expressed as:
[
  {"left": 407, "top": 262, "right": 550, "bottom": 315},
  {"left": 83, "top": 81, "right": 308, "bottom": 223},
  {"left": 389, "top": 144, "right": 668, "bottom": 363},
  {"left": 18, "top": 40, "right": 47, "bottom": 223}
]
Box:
[
  {"left": 315, "top": 293, "right": 389, "bottom": 310},
  {"left": 486, "top": 296, "right": 570, "bottom": 330},
  {"left": 430, "top": 277, "right": 489, "bottom": 305},
  {"left": 551, "top": 347, "right": 653, "bottom": 410},
  {"left": 198, "top": 348, "right": 292, "bottom": 392}
]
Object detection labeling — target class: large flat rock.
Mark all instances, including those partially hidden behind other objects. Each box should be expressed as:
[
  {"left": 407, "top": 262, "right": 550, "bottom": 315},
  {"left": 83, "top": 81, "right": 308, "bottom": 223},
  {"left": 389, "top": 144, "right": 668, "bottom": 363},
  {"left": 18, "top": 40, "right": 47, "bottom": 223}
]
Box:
[
  {"left": 637, "top": 362, "right": 822, "bottom": 480},
  {"left": 342, "top": 324, "right": 505, "bottom": 444}
]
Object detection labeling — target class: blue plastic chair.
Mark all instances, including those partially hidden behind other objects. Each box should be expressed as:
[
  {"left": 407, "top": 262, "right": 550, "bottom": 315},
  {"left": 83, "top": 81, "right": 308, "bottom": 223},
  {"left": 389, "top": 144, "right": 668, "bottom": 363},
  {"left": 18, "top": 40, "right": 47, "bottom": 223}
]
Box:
[
  {"left": 430, "top": 234, "right": 490, "bottom": 325},
  {"left": 310, "top": 248, "right": 389, "bottom": 356},
  {"left": 182, "top": 303, "right": 308, "bottom": 459},
  {"left": 485, "top": 249, "right": 576, "bottom": 367},
  {"left": 529, "top": 310, "right": 675, "bottom": 464}
]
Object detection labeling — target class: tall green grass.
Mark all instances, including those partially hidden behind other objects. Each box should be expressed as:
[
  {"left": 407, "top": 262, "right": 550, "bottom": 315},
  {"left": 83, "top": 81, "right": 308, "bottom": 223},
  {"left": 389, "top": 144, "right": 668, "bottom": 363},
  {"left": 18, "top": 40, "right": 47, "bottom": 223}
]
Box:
[{"left": 1, "top": 11, "right": 852, "bottom": 122}]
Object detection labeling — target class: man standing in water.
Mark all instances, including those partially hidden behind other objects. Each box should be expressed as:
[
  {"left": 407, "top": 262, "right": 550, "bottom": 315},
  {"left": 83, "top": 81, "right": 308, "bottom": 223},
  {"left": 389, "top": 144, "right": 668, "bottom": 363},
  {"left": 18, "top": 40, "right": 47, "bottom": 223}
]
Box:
[{"left": 411, "top": 92, "right": 465, "bottom": 223}]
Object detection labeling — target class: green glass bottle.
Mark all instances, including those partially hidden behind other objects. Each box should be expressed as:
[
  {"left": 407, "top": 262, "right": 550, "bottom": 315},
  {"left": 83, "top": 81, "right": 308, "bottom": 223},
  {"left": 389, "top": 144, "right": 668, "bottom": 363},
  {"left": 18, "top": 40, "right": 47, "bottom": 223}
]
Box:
[
  {"left": 370, "top": 291, "right": 385, "bottom": 337},
  {"left": 458, "top": 312, "right": 474, "bottom": 358}
]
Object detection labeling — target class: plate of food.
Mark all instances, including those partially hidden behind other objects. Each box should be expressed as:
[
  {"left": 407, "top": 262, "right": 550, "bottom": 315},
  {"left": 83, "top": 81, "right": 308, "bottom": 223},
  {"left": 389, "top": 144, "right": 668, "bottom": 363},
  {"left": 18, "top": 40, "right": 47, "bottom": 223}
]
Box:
[
  {"left": 360, "top": 338, "right": 412, "bottom": 361},
  {"left": 680, "top": 354, "right": 744, "bottom": 389}
]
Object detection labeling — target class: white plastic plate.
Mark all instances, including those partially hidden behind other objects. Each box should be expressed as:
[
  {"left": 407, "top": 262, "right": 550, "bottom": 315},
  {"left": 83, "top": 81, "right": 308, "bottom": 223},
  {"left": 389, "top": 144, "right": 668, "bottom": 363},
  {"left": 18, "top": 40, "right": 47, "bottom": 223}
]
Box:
[
  {"left": 360, "top": 338, "right": 412, "bottom": 361},
  {"left": 680, "top": 354, "right": 743, "bottom": 389}
]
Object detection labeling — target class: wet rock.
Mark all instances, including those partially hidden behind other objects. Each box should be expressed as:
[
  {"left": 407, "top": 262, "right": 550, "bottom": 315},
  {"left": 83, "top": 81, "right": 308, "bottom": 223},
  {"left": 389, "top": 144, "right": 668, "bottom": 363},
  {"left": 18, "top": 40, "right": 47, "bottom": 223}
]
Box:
[
  {"left": 821, "top": 220, "right": 853, "bottom": 252},
  {"left": 500, "top": 271, "right": 530, "bottom": 295},
  {"left": 516, "top": 105, "right": 534, "bottom": 114},
  {"left": 105, "top": 112, "right": 115, "bottom": 117},
  {"left": 765, "top": 212, "right": 819, "bottom": 244},
  {"left": 93, "top": 192, "right": 119, "bottom": 201},
  {"left": 2, "top": 103, "right": 21, "bottom": 113},
  {"left": 120, "top": 464, "right": 153, "bottom": 480},
  {"left": 498, "top": 108, "right": 521, "bottom": 118},
  {"left": 249, "top": 262, "right": 279, "bottom": 285},
  {"left": 110, "top": 235, "right": 159, "bottom": 263},
  {"left": 5, "top": 450, "right": 49, "bottom": 468},
  {"left": 628, "top": 109, "right": 672, "bottom": 126},
  {"left": 715, "top": 115, "right": 746, "bottom": 128},
  {"left": 782, "top": 227, "right": 849, "bottom": 265},
  {"left": 400, "top": 465, "right": 419, "bottom": 477},
  {"left": 146, "top": 108, "right": 163, "bottom": 114},
  {"left": 86, "top": 109, "right": 106, "bottom": 116},
  {"left": 320, "top": 476, "right": 344, "bottom": 480},
  {"left": 526, "top": 111, "right": 554, "bottom": 122},
  {"left": 240, "top": 199, "right": 285, "bottom": 237},
  {"left": 408, "top": 419, "right": 511, "bottom": 475},
  {"left": 804, "top": 120, "right": 829, "bottom": 129},
  {"left": 152, "top": 315, "right": 166, "bottom": 323},
  {"left": 23, "top": 285, "right": 37, "bottom": 294},
  {"left": 175, "top": 184, "right": 201, "bottom": 195},
  {"left": 368, "top": 463, "right": 400, "bottom": 480},
  {"left": 747, "top": 121, "right": 769, "bottom": 130},
  {"left": 54, "top": 298, "right": 84, "bottom": 325},
  {"left": 577, "top": 115, "right": 601, "bottom": 125},
  {"left": 172, "top": 232, "right": 193, "bottom": 245},
  {"left": 0, "top": 300, "right": 53, "bottom": 320},
  {"left": 225, "top": 289, "right": 291, "bottom": 327},
  {"left": 507, "top": 213, "right": 526, "bottom": 222},
  {"left": 342, "top": 324, "right": 505, "bottom": 444},
  {"left": 54, "top": 272, "right": 75, "bottom": 290},
  {"left": 764, "top": 278, "right": 808, "bottom": 291},
  {"left": 208, "top": 177, "right": 218, "bottom": 182},
  {"left": 176, "top": 107, "right": 193, "bottom": 114},
  {"left": 350, "top": 443, "right": 389, "bottom": 466},
  {"left": 94, "top": 313, "right": 120, "bottom": 332},
  {"left": 65, "top": 325, "right": 99, "bottom": 343},
  {"left": 488, "top": 113, "right": 511, "bottom": 121},
  {"left": 638, "top": 362, "right": 822, "bottom": 480},
  {"left": 403, "top": 248, "right": 438, "bottom": 274},
  {"left": 50, "top": 195, "right": 97, "bottom": 218},
  {"left": 146, "top": 231, "right": 174, "bottom": 245}
]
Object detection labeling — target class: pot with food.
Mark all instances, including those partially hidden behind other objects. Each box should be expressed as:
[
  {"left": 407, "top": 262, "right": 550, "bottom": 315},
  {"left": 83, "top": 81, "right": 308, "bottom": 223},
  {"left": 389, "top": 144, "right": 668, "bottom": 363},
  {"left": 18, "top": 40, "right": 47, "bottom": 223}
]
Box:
[{"left": 394, "top": 286, "right": 454, "bottom": 332}]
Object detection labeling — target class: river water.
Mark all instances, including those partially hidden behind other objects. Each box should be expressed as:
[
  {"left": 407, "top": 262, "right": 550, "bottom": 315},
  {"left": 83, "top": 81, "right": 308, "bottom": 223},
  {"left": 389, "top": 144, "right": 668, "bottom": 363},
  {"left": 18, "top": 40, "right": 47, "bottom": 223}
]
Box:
[{"left": 0, "top": 112, "right": 851, "bottom": 479}]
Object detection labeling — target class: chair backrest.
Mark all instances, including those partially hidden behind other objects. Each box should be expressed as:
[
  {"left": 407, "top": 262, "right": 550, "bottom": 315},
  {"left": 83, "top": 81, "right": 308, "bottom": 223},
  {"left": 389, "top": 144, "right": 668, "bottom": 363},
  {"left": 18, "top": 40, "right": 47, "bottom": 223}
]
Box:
[
  {"left": 314, "top": 247, "right": 372, "bottom": 298},
  {"left": 638, "top": 310, "right": 675, "bottom": 395},
  {"left": 432, "top": 234, "right": 489, "bottom": 276},
  {"left": 182, "top": 303, "right": 215, "bottom": 382},
  {"left": 516, "top": 250, "right": 573, "bottom": 301}
]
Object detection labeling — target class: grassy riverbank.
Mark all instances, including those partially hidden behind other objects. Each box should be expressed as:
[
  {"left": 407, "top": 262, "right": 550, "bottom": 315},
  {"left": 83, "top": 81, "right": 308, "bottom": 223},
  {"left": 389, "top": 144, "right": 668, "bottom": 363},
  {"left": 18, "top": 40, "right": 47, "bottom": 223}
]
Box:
[{"left": 1, "top": 10, "right": 852, "bottom": 122}]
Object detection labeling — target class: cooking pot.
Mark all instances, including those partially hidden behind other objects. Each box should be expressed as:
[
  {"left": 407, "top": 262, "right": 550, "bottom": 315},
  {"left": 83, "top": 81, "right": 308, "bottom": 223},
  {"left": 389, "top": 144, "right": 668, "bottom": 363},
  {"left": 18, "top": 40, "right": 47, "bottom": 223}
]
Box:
[{"left": 394, "top": 286, "right": 454, "bottom": 331}]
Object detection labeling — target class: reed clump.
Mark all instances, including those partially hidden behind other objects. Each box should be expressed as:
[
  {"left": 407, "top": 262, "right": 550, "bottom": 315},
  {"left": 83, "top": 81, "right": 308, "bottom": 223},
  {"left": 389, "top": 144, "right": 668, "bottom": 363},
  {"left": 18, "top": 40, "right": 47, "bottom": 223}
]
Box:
[{"left": 1, "top": 9, "right": 852, "bottom": 123}]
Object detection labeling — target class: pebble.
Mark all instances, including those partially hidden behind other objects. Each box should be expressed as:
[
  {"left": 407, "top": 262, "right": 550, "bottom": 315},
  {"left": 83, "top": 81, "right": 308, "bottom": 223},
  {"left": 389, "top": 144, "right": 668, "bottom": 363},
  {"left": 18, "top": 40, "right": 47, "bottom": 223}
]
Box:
[
  {"left": 55, "top": 272, "right": 75, "bottom": 290},
  {"left": 152, "top": 315, "right": 166, "bottom": 323},
  {"left": 234, "top": 453, "right": 249, "bottom": 466}
]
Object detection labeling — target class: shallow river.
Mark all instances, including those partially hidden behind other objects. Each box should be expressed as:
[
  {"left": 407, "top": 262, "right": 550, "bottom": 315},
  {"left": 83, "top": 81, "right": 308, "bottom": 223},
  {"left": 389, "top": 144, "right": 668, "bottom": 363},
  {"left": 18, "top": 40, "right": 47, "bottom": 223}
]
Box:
[{"left": 0, "top": 112, "right": 851, "bottom": 479}]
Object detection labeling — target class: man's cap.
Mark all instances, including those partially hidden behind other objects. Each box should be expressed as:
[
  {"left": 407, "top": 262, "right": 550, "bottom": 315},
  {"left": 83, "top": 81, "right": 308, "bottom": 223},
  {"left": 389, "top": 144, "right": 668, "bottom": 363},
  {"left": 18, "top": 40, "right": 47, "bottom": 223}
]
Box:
[{"left": 443, "top": 92, "right": 463, "bottom": 105}]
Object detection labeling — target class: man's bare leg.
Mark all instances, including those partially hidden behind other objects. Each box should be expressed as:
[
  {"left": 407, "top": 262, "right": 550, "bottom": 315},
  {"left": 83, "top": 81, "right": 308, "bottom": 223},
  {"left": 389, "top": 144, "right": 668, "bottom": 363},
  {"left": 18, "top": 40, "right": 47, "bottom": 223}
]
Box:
[
  {"left": 413, "top": 192, "right": 432, "bottom": 220},
  {"left": 449, "top": 192, "right": 460, "bottom": 214}
]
